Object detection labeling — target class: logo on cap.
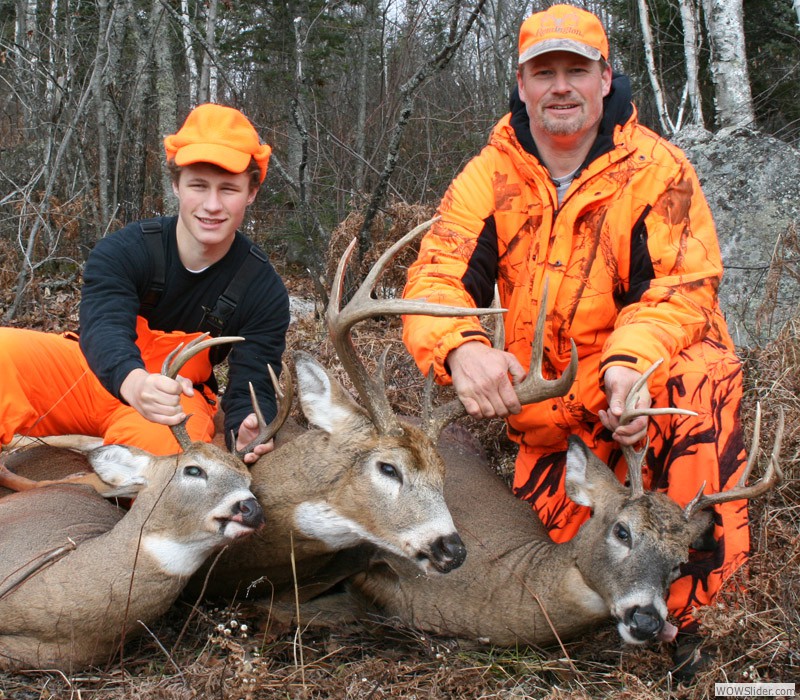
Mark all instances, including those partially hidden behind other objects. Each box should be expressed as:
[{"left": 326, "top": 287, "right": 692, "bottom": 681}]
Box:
[{"left": 518, "top": 4, "right": 609, "bottom": 65}]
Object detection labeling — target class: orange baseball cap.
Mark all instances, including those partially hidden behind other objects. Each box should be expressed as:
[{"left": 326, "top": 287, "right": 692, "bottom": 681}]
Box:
[
  {"left": 518, "top": 4, "right": 609, "bottom": 65},
  {"left": 164, "top": 104, "right": 272, "bottom": 183}
]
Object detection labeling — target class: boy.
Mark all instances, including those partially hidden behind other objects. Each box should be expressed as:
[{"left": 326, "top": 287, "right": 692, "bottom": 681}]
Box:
[{"left": 1, "top": 104, "right": 289, "bottom": 462}]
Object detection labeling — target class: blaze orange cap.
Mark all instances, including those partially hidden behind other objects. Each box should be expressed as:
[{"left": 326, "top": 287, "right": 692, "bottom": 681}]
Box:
[
  {"left": 164, "top": 104, "right": 272, "bottom": 184},
  {"left": 518, "top": 4, "right": 609, "bottom": 65}
]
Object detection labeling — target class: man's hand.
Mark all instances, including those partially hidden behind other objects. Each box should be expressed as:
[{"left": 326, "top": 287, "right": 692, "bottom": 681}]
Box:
[
  {"left": 235, "top": 412, "right": 275, "bottom": 465},
  {"left": 447, "top": 341, "right": 527, "bottom": 419},
  {"left": 120, "top": 368, "right": 194, "bottom": 425},
  {"left": 598, "top": 365, "right": 650, "bottom": 446}
]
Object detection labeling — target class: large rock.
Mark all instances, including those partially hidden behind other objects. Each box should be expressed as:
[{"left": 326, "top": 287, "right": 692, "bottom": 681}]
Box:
[{"left": 673, "top": 126, "right": 800, "bottom": 347}]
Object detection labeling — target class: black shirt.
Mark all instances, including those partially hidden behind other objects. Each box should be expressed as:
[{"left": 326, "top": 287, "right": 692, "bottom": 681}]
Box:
[{"left": 79, "top": 216, "right": 290, "bottom": 447}]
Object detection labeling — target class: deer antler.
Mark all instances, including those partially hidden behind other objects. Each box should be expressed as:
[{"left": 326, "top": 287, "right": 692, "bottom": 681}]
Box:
[
  {"left": 326, "top": 217, "right": 506, "bottom": 437},
  {"left": 684, "top": 403, "right": 783, "bottom": 519},
  {"left": 161, "top": 333, "right": 245, "bottom": 451},
  {"left": 235, "top": 361, "right": 294, "bottom": 458},
  {"left": 617, "top": 359, "right": 697, "bottom": 499},
  {"left": 421, "top": 280, "right": 578, "bottom": 441}
]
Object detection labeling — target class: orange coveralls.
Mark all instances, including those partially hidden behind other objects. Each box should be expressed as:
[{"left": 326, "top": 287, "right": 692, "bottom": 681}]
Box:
[
  {"left": 403, "top": 84, "right": 748, "bottom": 630},
  {"left": 0, "top": 318, "right": 216, "bottom": 455}
]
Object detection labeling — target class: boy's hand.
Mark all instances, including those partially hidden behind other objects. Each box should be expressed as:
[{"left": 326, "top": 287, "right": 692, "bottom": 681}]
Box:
[
  {"left": 120, "top": 368, "right": 194, "bottom": 425},
  {"left": 236, "top": 412, "right": 275, "bottom": 464}
]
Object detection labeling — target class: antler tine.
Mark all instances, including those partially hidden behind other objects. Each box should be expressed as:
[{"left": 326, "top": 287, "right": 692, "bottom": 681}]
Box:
[
  {"left": 161, "top": 334, "right": 245, "bottom": 452},
  {"left": 422, "top": 365, "right": 470, "bottom": 440},
  {"left": 161, "top": 333, "right": 245, "bottom": 378},
  {"left": 236, "top": 361, "right": 294, "bottom": 458},
  {"left": 423, "top": 280, "right": 578, "bottom": 442},
  {"left": 617, "top": 359, "right": 698, "bottom": 498},
  {"left": 514, "top": 280, "right": 577, "bottom": 406},
  {"left": 326, "top": 217, "right": 505, "bottom": 437},
  {"left": 684, "top": 403, "right": 784, "bottom": 520}
]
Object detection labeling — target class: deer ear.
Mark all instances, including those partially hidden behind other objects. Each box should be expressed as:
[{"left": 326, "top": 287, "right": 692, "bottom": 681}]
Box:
[
  {"left": 687, "top": 509, "right": 716, "bottom": 550},
  {"left": 294, "top": 351, "right": 366, "bottom": 433},
  {"left": 86, "top": 445, "right": 151, "bottom": 497},
  {"left": 565, "top": 435, "right": 623, "bottom": 508},
  {"left": 565, "top": 436, "right": 595, "bottom": 507}
]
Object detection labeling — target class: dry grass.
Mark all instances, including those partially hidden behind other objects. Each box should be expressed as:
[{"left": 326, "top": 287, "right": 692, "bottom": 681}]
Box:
[{"left": 1, "top": 213, "right": 798, "bottom": 699}]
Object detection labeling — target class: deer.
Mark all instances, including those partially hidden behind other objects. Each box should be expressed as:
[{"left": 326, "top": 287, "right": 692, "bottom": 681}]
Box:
[
  {"left": 282, "top": 366, "right": 783, "bottom": 649},
  {"left": 2, "top": 220, "right": 580, "bottom": 612},
  {"left": 187, "top": 221, "right": 578, "bottom": 602},
  {"left": 0, "top": 335, "right": 266, "bottom": 672}
]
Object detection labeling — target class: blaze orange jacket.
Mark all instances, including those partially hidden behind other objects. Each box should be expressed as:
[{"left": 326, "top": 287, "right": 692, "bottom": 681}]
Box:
[{"left": 403, "top": 77, "right": 734, "bottom": 451}]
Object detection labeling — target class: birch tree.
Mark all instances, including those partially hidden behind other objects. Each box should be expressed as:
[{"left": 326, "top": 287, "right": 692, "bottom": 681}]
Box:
[
  {"left": 198, "top": 0, "right": 220, "bottom": 103},
  {"left": 678, "top": 0, "right": 704, "bottom": 127},
  {"left": 636, "top": 0, "right": 674, "bottom": 133},
  {"left": 181, "top": 0, "right": 200, "bottom": 103},
  {"left": 701, "top": 0, "right": 755, "bottom": 127}
]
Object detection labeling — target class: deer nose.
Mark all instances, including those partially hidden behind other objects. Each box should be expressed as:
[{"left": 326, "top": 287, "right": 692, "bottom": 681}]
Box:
[
  {"left": 430, "top": 533, "right": 467, "bottom": 573},
  {"left": 625, "top": 604, "right": 664, "bottom": 641},
  {"left": 233, "top": 497, "right": 265, "bottom": 530}
]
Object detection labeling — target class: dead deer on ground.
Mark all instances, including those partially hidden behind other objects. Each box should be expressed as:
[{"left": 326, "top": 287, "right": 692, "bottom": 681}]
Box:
[
  {"left": 187, "top": 220, "right": 576, "bottom": 602},
  {"left": 0, "top": 335, "right": 265, "bottom": 672},
  {"left": 4, "top": 220, "right": 578, "bottom": 609},
  {"left": 288, "top": 367, "right": 783, "bottom": 648}
]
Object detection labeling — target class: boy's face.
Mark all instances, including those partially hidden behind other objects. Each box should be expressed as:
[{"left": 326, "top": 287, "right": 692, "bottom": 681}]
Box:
[{"left": 173, "top": 162, "right": 257, "bottom": 263}]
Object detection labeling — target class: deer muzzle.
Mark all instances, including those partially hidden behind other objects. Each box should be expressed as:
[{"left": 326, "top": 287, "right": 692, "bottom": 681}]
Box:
[
  {"left": 423, "top": 532, "right": 467, "bottom": 573},
  {"left": 623, "top": 604, "right": 676, "bottom": 643},
  {"left": 230, "top": 497, "right": 266, "bottom": 532}
]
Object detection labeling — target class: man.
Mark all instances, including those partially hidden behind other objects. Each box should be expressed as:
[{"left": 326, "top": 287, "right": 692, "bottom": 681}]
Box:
[
  {"left": 403, "top": 4, "right": 747, "bottom": 666},
  {"left": 0, "top": 103, "right": 289, "bottom": 462}
]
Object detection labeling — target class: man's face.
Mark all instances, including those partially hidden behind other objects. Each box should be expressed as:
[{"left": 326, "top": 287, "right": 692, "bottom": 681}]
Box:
[
  {"left": 173, "top": 162, "right": 257, "bottom": 259},
  {"left": 517, "top": 51, "right": 612, "bottom": 144}
]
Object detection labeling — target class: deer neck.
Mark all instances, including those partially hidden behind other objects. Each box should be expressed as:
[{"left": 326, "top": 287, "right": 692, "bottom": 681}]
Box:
[
  {"left": 247, "top": 430, "right": 362, "bottom": 549},
  {"left": 553, "top": 538, "right": 610, "bottom": 616}
]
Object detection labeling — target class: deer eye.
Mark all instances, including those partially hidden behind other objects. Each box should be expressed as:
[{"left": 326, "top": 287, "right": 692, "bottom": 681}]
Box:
[
  {"left": 378, "top": 462, "right": 402, "bottom": 483},
  {"left": 613, "top": 522, "right": 631, "bottom": 546},
  {"left": 184, "top": 465, "right": 207, "bottom": 479}
]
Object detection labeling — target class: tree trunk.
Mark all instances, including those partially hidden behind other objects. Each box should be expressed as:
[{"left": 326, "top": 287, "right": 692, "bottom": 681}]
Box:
[
  {"left": 181, "top": 0, "right": 199, "bottom": 104},
  {"left": 199, "top": 0, "right": 219, "bottom": 104},
  {"left": 353, "top": 0, "right": 379, "bottom": 194},
  {"left": 151, "top": 0, "right": 177, "bottom": 208},
  {"left": 636, "top": 0, "right": 675, "bottom": 134},
  {"left": 678, "top": 0, "right": 704, "bottom": 127},
  {"left": 92, "top": 0, "right": 112, "bottom": 230},
  {"left": 701, "top": 0, "right": 755, "bottom": 128}
]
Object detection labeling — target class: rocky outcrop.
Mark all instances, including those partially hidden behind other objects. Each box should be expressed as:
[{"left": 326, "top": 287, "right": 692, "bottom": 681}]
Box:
[{"left": 673, "top": 126, "right": 800, "bottom": 347}]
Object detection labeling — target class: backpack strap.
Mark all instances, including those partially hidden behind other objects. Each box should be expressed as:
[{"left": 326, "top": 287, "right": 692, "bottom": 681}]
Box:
[
  {"left": 139, "top": 219, "right": 165, "bottom": 311},
  {"left": 200, "top": 245, "right": 268, "bottom": 336}
]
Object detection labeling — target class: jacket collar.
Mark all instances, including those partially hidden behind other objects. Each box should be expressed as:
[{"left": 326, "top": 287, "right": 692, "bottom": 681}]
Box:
[{"left": 507, "top": 72, "right": 634, "bottom": 176}]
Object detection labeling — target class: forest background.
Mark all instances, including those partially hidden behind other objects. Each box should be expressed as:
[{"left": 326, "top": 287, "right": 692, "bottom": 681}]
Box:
[{"left": 0, "top": 0, "right": 798, "bottom": 325}]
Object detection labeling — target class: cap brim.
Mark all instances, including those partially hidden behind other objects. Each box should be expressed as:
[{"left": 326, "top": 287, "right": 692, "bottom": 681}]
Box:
[
  {"left": 173, "top": 143, "right": 251, "bottom": 174},
  {"left": 519, "top": 39, "right": 602, "bottom": 65}
]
